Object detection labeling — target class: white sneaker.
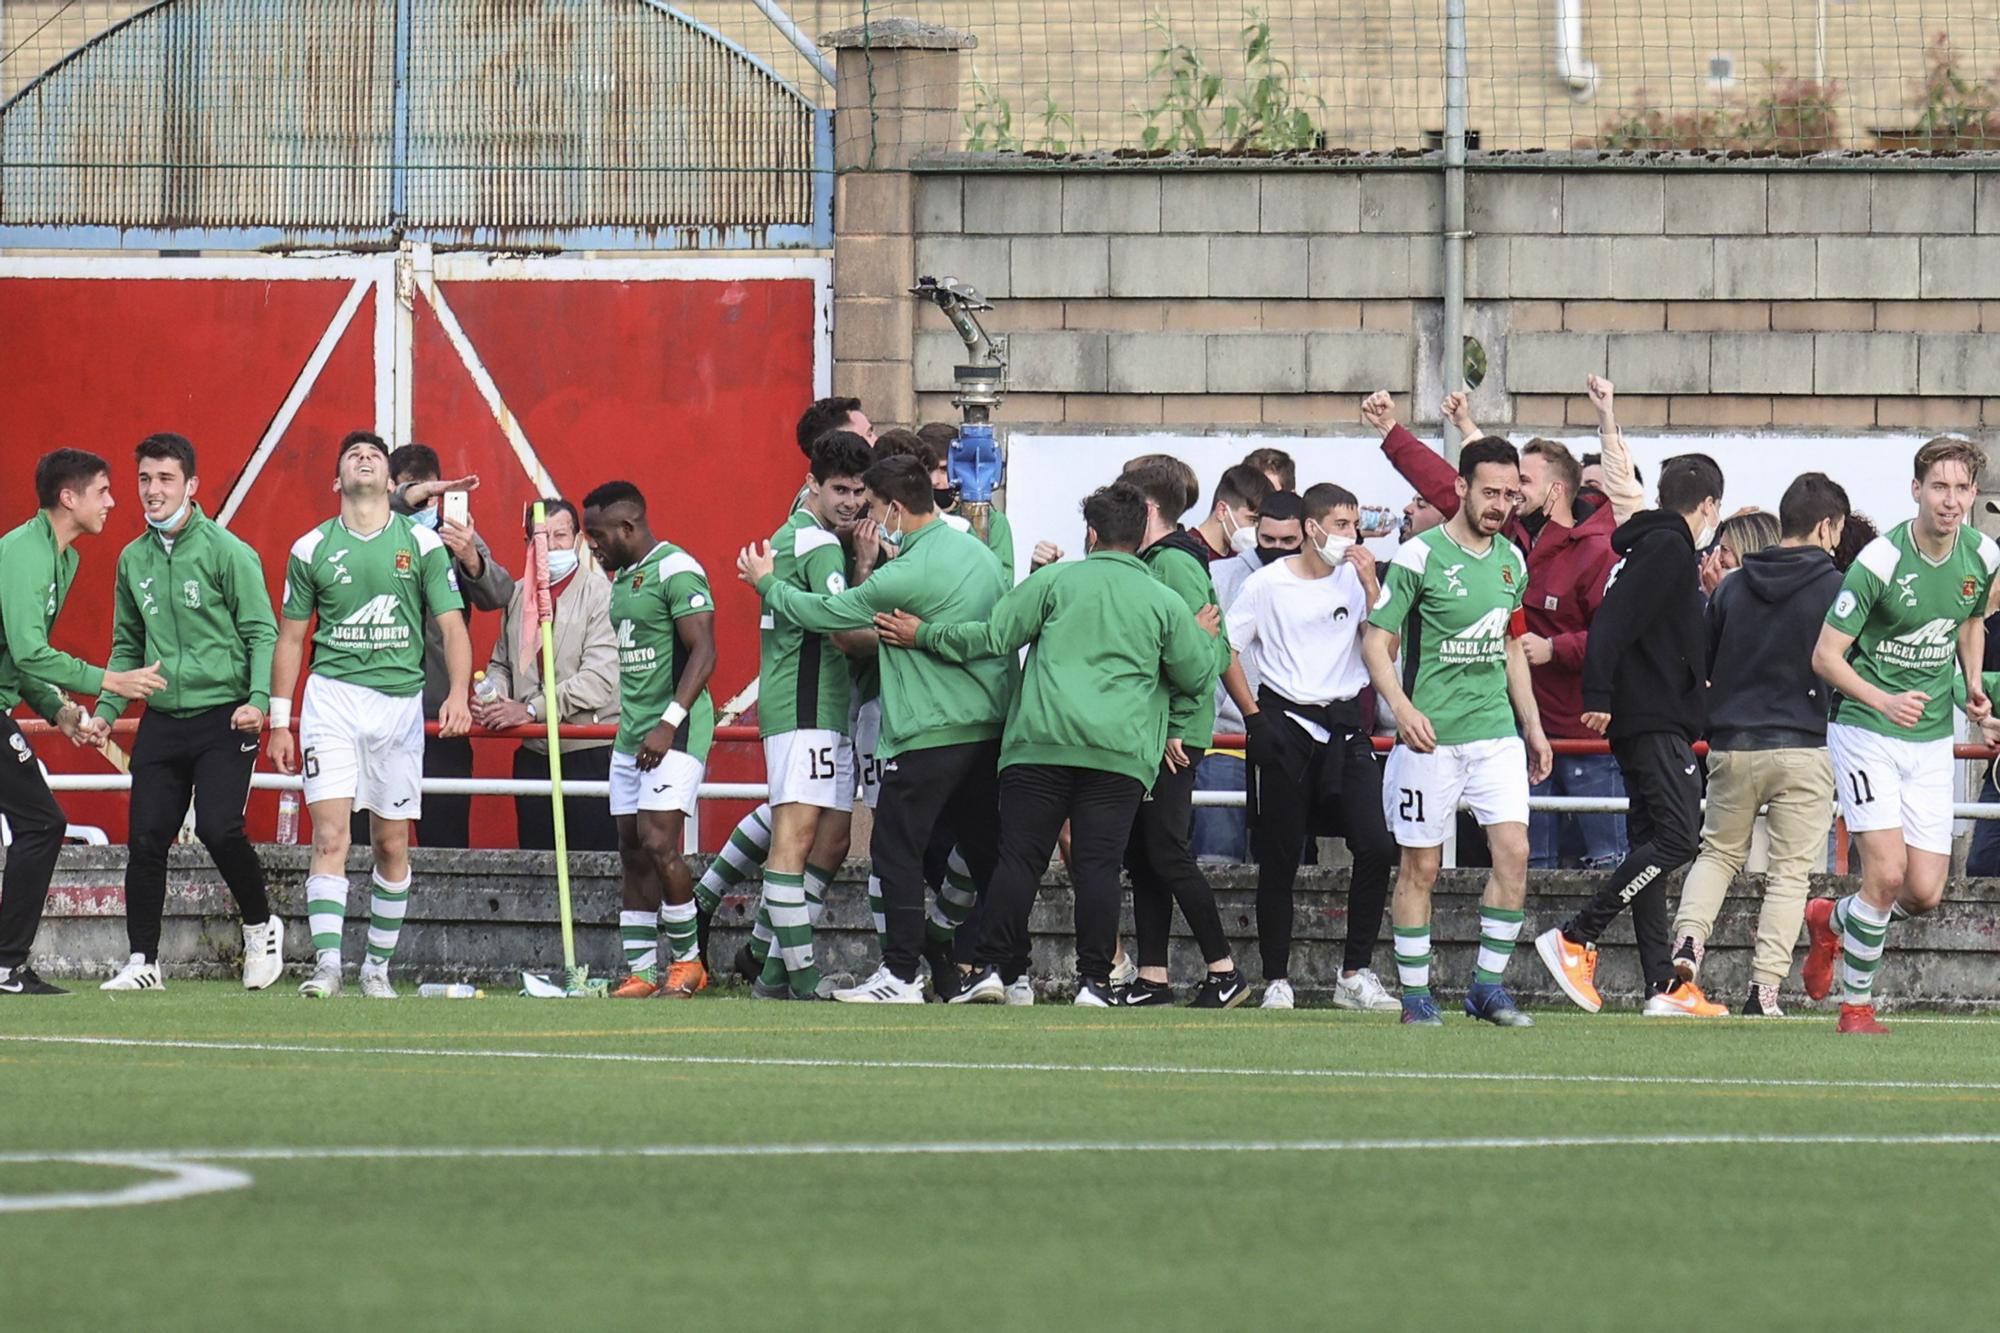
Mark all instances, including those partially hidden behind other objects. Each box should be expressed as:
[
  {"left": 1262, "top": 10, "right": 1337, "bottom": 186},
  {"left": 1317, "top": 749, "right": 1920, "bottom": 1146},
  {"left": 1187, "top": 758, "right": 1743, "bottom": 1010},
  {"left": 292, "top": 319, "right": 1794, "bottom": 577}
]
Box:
[
  {"left": 299, "top": 956, "right": 342, "bottom": 998},
  {"left": 1261, "top": 978, "right": 1296, "bottom": 1010},
  {"left": 242, "top": 918, "right": 285, "bottom": 991},
  {"left": 100, "top": 955, "right": 163, "bottom": 991},
  {"left": 358, "top": 960, "right": 397, "bottom": 1000},
  {"left": 1004, "top": 975, "right": 1035, "bottom": 1006},
  {"left": 1109, "top": 950, "right": 1138, "bottom": 987},
  {"left": 1332, "top": 968, "right": 1400, "bottom": 1012},
  {"left": 834, "top": 965, "right": 925, "bottom": 1004}
]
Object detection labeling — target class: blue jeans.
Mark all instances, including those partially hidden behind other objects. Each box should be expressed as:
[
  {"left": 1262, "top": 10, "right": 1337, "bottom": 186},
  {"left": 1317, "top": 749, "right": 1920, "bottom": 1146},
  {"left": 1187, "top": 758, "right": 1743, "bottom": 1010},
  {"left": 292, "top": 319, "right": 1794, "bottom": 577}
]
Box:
[
  {"left": 1190, "top": 751, "right": 1247, "bottom": 861},
  {"left": 1969, "top": 772, "right": 2000, "bottom": 877},
  {"left": 1530, "top": 752, "right": 1628, "bottom": 870}
]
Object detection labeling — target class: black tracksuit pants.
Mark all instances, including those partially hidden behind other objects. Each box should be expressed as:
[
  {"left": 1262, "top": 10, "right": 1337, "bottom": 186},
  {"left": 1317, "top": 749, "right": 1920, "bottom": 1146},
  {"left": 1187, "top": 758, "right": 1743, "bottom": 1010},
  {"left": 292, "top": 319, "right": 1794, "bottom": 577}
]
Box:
[
  {"left": 1127, "top": 750, "right": 1232, "bottom": 969},
  {"left": 1249, "top": 717, "right": 1394, "bottom": 980},
  {"left": 125, "top": 705, "right": 272, "bottom": 961},
  {"left": 1562, "top": 731, "right": 1702, "bottom": 994},
  {"left": 0, "top": 715, "right": 67, "bottom": 970},
  {"left": 513, "top": 744, "right": 618, "bottom": 851},
  {"left": 873, "top": 739, "right": 1002, "bottom": 984},
  {"left": 976, "top": 763, "right": 1144, "bottom": 983}
]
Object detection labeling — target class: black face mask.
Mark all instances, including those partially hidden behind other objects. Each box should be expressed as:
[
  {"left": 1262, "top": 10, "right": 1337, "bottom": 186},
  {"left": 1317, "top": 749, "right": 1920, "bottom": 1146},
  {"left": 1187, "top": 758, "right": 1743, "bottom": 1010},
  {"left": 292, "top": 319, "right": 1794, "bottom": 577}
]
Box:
[
  {"left": 934, "top": 485, "right": 960, "bottom": 511},
  {"left": 1520, "top": 507, "right": 1551, "bottom": 538},
  {"left": 1255, "top": 545, "right": 1287, "bottom": 566}
]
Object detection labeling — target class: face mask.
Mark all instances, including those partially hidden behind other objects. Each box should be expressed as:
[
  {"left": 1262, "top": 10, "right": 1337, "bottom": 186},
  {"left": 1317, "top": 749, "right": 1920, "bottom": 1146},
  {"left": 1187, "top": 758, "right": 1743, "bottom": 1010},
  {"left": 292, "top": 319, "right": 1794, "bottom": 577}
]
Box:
[
  {"left": 878, "top": 513, "right": 904, "bottom": 550},
  {"left": 1223, "top": 510, "right": 1257, "bottom": 555},
  {"left": 1520, "top": 507, "right": 1551, "bottom": 538},
  {"left": 146, "top": 497, "right": 190, "bottom": 533},
  {"left": 1310, "top": 524, "right": 1353, "bottom": 564},
  {"left": 1255, "top": 545, "right": 1287, "bottom": 566},
  {"left": 413, "top": 506, "right": 441, "bottom": 530},
  {"left": 1695, "top": 510, "right": 1717, "bottom": 550},
  {"left": 546, "top": 548, "right": 579, "bottom": 581},
  {"left": 934, "top": 485, "right": 960, "bottom": 511}
]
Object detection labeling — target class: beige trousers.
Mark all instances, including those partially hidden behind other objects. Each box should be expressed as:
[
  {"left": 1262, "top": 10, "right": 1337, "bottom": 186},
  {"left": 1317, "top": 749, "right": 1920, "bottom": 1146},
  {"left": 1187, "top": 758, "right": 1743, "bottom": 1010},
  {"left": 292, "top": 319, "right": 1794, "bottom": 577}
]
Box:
[{"left": 1672, "top": 747, "right": 1836, "bottom": 987}]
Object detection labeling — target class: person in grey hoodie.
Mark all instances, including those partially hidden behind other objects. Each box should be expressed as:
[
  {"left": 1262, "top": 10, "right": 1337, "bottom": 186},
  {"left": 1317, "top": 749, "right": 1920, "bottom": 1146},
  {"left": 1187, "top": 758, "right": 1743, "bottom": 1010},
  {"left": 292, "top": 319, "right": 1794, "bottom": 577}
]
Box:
[{"left": 1670, "top": 472, "right": 1850, "bottom": 1017}]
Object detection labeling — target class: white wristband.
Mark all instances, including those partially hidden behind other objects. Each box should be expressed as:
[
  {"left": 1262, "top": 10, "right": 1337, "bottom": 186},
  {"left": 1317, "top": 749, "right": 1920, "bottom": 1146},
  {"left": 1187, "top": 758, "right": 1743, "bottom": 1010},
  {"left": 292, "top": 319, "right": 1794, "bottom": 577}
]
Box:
[
  {"left": 663, "top": 701, "right": 689, "bottom": 728},
  {"left": 269, "top": 698, "right": 292, "bottom": 730}
]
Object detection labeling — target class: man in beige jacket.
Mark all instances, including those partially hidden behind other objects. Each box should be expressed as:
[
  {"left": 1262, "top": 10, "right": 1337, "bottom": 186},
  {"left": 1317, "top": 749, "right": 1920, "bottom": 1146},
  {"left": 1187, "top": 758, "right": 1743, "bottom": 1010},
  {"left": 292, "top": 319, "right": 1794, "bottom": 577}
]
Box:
[{"left": 474, "top": 499, "right": 621, "bottom": 850}]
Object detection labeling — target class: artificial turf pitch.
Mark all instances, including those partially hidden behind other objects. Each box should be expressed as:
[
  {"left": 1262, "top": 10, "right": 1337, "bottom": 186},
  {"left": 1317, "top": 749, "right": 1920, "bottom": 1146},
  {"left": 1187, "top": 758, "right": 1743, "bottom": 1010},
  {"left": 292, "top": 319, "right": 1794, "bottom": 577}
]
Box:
[{"left": 8, "top": 983, "right": 2000, "bottom": 1330}]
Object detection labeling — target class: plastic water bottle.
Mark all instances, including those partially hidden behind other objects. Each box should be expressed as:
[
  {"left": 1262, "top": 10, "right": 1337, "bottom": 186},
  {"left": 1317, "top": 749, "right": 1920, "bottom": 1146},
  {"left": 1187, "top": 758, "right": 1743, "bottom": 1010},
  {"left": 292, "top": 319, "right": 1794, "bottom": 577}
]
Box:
[
  {"left": 275, "top": 790, "right": 300, "bottom": 844},
  {"left": 418, "top": 983, "right": 483, "bottom": 999},
  {"left": 472, "top": 671, "right": 501, "bottom": 706}
]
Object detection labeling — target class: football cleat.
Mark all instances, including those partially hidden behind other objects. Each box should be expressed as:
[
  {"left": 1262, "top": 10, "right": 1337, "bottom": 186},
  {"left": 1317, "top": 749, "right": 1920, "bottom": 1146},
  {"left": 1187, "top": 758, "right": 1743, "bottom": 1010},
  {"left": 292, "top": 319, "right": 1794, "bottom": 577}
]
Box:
[
  {"left": 1464, "top": 981, "right": 1534, "bottom": 1027},
  {"left": 1400, "top": 993, "right": 1444, "bottom": 1026},
  {"left": 358, "top": 960, "right": 397, "bottom": 1000},
  {"left": 611, "top": 973, "right": 660, "bottom": 999},
  {"left": 661, "top": 959, "right": 709, "bottom": 999},
  {"left": 1837, "top": 1003, "right": 1890, "bottom": 1035},
  {"left": 1802, "top": 898, "right": 1842, "bottom": 1002},
  {"left": 298, "top": 957, "right": 342, "bottom": 999}
]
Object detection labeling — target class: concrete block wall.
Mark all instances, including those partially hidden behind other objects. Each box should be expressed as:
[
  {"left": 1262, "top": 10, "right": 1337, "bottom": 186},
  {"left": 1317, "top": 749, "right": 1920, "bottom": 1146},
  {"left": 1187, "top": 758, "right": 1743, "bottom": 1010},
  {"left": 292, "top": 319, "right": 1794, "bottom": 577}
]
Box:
[{"left": 853, "top": 164, "right": 2000, "bottom": 438}]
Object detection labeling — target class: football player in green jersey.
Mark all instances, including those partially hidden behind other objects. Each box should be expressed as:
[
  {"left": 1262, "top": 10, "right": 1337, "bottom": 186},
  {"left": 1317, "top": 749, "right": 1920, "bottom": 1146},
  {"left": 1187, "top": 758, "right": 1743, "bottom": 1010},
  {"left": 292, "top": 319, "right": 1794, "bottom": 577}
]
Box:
[
  {"left": 582, "top": 481, "right": 718, "bottom": 999},
  {"left": 746, "top": 432, "right": 873, "bottom": 1000},
  {"left": 1805, "top": 436, "right": 1999, "bottom": 1034},
  {"left": 1364, "top": 436, "right": 1553, "bottom": 1028},
  {"left": 269, "top": 431, "right": 471, "bottom": 1000}
]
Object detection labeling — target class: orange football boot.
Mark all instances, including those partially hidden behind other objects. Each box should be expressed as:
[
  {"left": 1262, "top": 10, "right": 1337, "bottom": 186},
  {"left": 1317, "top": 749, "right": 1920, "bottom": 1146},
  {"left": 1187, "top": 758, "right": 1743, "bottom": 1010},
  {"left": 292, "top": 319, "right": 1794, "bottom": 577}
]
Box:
[
  {"left": 1837, "top": 1003, "right": 1890, "bottom": 1035},
  {"left": 1802, "top": 897, "right": 1842, "bottom": 1002},
  {"left": 611, "top": 973, "right": 660, "bottom": 999},
  {"left": 660, "top": 959, "right": 710, "bottom": 998}
]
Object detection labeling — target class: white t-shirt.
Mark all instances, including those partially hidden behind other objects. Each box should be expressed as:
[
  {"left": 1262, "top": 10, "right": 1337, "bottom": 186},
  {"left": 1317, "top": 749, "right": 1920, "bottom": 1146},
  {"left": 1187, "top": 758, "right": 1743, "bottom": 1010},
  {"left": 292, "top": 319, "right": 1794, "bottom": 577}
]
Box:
[
  {"left": 1225, "top": 555, "right": 1371, "bottom": 736},
  {"left": 1210, "top": 548, "right": 1265, "bottom": 733}
]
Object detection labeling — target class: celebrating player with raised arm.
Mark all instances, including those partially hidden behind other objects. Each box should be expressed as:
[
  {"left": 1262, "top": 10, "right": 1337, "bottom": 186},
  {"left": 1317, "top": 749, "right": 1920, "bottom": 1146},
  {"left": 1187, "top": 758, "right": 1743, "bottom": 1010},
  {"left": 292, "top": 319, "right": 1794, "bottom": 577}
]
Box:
[
  {"left": 269, "top": 431, "right": 471, "bottom": 1000},
  {"left": 1804, "top": 437, "right": 1999, "bottom": 1034},
  {"left": 1362, "top": 436, "right": 1553, "bottom": 1028},
  {"left": 582, "top": 481, "right": 718, "bottom": 999}
]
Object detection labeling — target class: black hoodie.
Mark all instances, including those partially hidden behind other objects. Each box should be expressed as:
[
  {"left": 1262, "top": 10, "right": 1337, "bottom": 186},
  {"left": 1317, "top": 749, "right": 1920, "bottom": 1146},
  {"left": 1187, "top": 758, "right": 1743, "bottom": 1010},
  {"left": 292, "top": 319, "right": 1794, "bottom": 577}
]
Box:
[
  {"left": 1705, "top": 544, "right": 1844, "bottom": 749},
  {"left": 1581, "top": 509, "right": 1707, "bottom": 742}
]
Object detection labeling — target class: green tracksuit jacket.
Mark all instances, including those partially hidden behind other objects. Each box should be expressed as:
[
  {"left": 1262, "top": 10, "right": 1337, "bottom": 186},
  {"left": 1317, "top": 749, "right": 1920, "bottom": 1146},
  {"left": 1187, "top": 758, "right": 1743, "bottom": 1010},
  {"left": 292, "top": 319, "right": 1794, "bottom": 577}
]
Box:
[
  {"left": 0, "top": 511, "right": 102, "bottom": 723},
  {"left": 917, "top": 548, "right": 1217, "bottom": 790},
  {"left": 95, "top": 506, "right": 277, "bottom": 722},
  {"left": 756, "top": 515, "right": 1013, "bottom": 759},
  {"left": 1142, "top": 531, "right": 1230, "bottom": 748}
]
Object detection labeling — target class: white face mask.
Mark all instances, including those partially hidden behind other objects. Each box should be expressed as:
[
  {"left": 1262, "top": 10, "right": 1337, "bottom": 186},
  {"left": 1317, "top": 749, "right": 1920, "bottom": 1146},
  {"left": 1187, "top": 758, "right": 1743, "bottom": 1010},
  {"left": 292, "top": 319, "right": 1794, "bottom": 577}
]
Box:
[
  {"left": 413, "top": 505, "right": 441, "bottom": 530},
  {"left": 1222, "top": 509, "right": 1256, "bottom": 555},
  {"left": 1310, "top": 523, "right": 1353, "bottom": 565},
  {"left": 546, "top": 547, "right": 579, "bottom": 581},
  {"left": 878, "top": 511, "right": 903, "bottom": 550},
  {"left": 146, "top": 496, "right": 190, "bottom": 533},
  {"left": 1695, "top": 508, "right": 1717, "bottom": 550}
]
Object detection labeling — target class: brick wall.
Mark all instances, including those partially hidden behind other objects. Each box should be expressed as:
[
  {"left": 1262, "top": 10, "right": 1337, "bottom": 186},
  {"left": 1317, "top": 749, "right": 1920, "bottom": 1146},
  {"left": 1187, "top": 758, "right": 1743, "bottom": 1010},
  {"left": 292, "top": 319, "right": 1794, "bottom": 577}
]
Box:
[{"left": 847, "top": 164, "right": 2000, "bottom": 440}]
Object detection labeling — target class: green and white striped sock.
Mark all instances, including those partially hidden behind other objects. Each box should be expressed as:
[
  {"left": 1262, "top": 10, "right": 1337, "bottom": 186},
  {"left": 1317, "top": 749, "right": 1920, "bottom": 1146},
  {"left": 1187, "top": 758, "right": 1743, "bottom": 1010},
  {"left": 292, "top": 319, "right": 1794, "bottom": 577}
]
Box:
[
  {"left": 694, "top": 804, "right": 772, "bottom": 915},
  {"left": 364, "top": 869, "right": 410, "bottom": 964},
  {"left": 1838, "top": 893, "right": 1892, "bottom": 1003},
  {"left": 620, "top": 909, "right": 658, "bottom": 979},
  {"left": 660, "top": 899, "right": 699, "bottom": 963},
  {"left": 867, "top": 874, "right": 887, "bottom": 954},
  {"left": 749, "top": 895, "right": 775, "bottom": 964},
  {"left": 1393, "top": 924, "right": 1432, "bottom": 997},
  {"left": 804, "top": 861, "right": 837, "bottom": 929},
  {"left": 1830, "top": 897, "right": 1907, "bottom": 936},
  {"left": 926, "top": 847, "right": 978, "bottom": 943},
  {"left": 305, "top": 873, "right": 349, "bottom": 964},
  {"left": 763, "top": 871, "right": 819, "bottom": 995},
  {"left": 1473, "top": 907, "right": 1525, "bottom": 984}
]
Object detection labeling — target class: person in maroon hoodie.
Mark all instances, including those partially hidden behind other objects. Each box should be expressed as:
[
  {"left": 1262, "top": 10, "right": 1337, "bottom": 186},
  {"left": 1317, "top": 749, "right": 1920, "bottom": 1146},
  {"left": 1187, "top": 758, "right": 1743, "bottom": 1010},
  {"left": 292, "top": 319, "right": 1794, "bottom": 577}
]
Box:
[{"left": 1361, "top": 376, "right": 1641, "bottom": 872}]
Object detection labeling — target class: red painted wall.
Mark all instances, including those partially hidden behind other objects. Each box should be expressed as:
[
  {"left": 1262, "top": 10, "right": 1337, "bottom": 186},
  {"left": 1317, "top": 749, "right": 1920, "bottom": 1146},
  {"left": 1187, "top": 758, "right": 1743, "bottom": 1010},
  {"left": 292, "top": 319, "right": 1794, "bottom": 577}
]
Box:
[{"left": 0, "top": 270, "right": 815, "bottom": 848}]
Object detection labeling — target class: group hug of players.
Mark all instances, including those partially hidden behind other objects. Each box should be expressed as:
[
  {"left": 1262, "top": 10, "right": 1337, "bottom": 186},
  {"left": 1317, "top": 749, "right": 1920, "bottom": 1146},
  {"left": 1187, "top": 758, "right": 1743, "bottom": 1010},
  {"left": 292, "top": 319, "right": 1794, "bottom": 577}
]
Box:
[{"left": 0, "top": 396, "right": 1986, "bottom": 1031}]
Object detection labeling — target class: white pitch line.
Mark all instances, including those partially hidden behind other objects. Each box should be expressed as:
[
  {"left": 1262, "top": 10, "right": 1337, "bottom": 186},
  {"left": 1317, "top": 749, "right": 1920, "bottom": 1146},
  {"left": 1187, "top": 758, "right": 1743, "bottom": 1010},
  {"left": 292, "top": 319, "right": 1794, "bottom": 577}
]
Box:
[
  {"left": 10, "top": 1132, "right": 2000, "bottom": 1171},
  {"left": 8, "top": 1033, "right": 2000, "bottom": 1094},
  {"left": 0, "top": 1156, "right": 251, "bottom": 1213}
]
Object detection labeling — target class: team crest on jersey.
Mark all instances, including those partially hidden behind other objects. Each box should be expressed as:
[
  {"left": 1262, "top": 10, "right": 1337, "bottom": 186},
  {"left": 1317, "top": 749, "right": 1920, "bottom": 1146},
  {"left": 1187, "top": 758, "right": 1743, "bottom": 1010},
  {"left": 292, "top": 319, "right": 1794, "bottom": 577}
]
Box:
[
  {"left": 632, "top": 573, "right": 645, "bottom": 590},
  {"left": 1963, "top": 577, "right": 1979, "bottom": 600},
  {"left": 395, "top": 549, "right": 413, "bottom": 579},
  {"left": 1500, "top": 566, "right": 1514, "bottom": 586},
  {"left": 182, "top": 579, "right": 201, "bottom": 609}
]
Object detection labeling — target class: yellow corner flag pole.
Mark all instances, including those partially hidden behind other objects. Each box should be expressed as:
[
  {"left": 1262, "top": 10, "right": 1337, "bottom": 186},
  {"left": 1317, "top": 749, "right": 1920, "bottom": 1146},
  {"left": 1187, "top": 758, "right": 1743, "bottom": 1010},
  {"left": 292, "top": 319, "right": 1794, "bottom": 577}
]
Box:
[{"left": 529, "top": 501, "right": 581, "bottom": 986}]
